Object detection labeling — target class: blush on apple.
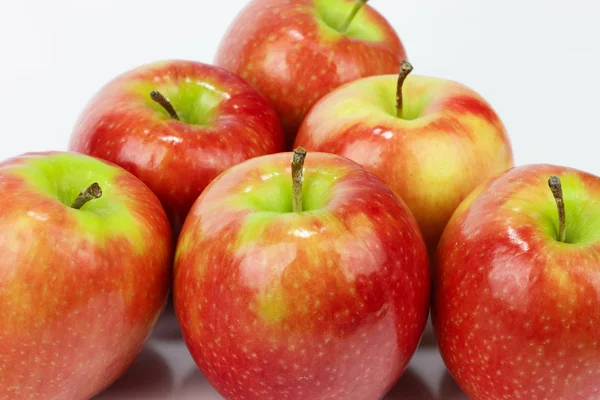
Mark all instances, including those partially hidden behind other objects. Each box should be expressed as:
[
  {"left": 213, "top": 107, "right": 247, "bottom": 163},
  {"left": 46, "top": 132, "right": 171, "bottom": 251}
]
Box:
[
  {"left": 69, "top": 60, "right": 284, "bottom": 235},
  {"left": 434, "top": 164, "right": 600, "bottom": 400},
  {"left": 295, "top": 61, "right": 514, "bottom": 252},
  {"left": 215, "top": 0, "right": 406, "bottom": 144},
  {"left": 0, "top": 151, "right": 172, "bottom": 400},
  {"left": 174, "top": 148, "right": 430, "bottom": 400}
]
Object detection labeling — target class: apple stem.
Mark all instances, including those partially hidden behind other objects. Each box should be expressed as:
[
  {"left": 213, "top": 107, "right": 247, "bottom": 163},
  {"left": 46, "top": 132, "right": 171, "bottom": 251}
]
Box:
[
  {"left": 71, "top": 182, "right": 102, "bottom": 210},
  {"left": 340, "top": 0, "right": 369, "bottom": 33},
  {"left": 150, "top": 91, "right": 180, "bottom": 121},
  {"left": 548, "top": 176, "right": 567, "bottom": 243},
  {"left": 291, "top": 147, "right": 307, "bottom": 213},
  {"left": 396, "top": 61, "right": 414, "bottom": 118}
]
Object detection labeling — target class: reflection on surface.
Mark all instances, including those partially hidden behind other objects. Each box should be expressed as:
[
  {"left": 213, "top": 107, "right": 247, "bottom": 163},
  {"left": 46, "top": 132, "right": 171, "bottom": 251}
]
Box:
[
  {"left": 385, "top": 368, "right": 435, "bottom": 400},
  {"left": 439, "top": 371, "right": 469, "bottom": 400},
  {"left": 176, "top": 368, "right": 221, "bottom": 400},
  {"left": 94, "top": 344, "right": 173, "bottom": 399},
  {"left": 152, "top": 306, "right": 183, "bottom": 341},
  {"left": 97, "top": 303, "right": 470, "bottom": 399}
]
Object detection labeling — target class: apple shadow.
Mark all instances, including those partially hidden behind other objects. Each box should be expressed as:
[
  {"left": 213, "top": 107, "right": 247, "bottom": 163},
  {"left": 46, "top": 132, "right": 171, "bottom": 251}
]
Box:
[
  {"left": 419, "top": 317, "right": 438, "bottom": 348},
  {"left": 94, "top": 344, "right": 173, "bottom": 399},
  {"left": 384, "top": 368, "right": 435, "bottom": 400},
  {"left": 152, "top": 306, "right": 183, "bottom": 342},
  {"left": 439, "top": 371, "right": 469, "bottom": 400},
  {"left": 175, "top": 367, "right": 221, "bottom": 399}
]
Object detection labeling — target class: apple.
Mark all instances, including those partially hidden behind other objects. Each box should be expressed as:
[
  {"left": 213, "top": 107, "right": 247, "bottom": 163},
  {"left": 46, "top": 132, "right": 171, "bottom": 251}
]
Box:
[
  {"left": 433, "top": 164, "right": 600, "bottom": 400},
  {"left": 0, "top": 151, "right": 172, "bottom": 400},
  {"left": 69, "top": 60, "right": 285, "bottom": 235},
  {"left": 174, "top": 149, "right": 430, "bottom": 399},
  {"left": 295, "top": 62, "right": 514, "bottom": 252},
  {"left": 215, "top": 0, "right": 406, "bottom": 144}
]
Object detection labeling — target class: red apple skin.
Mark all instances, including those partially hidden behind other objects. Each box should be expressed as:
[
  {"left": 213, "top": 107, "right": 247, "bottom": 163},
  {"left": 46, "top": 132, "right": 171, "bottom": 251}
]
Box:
[
  {"left": 434, "top": 164, "right": 600, "bottom": 400},
  {"left": 174, "top": 152, "right": 430, "bottom": 400},
  {"left": 69, "top": 60, "right": 284, "bottom": 234},
  {"left": 0, "top": 152, "right": 172, "bottom": 400},
  {"left": 215, "top": 0, "right": 406, "bottom": 144}
]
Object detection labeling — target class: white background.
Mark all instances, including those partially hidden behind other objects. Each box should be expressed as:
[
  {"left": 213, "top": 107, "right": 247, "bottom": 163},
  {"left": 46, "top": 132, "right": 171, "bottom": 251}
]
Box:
[
  {"left": 1, "top": 0, "right": 599, "bottom": 173},
  {"left": 1, "top": 1, "right": 598, "bottom": 399}
]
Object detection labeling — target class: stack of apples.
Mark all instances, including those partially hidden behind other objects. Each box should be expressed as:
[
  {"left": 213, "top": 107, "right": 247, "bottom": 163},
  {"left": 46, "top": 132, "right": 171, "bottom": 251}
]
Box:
[{"left": 1, "top": 1, "right": 598, "bottom": 399}]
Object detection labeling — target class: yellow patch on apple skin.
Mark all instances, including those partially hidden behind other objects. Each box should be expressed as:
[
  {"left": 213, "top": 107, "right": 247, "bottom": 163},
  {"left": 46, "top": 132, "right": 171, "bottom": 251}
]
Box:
[
  {"left": 445, "top": 176, "right": 493, "bottom": 228},
  {"left": 406, "top": 114, "right": 511, "bottom": 238},
  {"left": 258, "top": 285, "right": 288, "bottom": 324},
  {"left": 174, "top": 234, "right": 190, "bottom": 264},
  {"left": 0, "top": 218, "right": 48, "bottom": 329},
  {"left": 548, "top": 265, "right": 572, "bottom": 289}
]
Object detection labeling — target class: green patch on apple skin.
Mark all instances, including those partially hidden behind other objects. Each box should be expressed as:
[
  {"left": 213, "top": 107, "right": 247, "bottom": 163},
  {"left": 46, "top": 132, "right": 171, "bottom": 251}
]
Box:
[
  {"left": 130, "top": 79, "right": 228, "bottom": 126},
  {"left": 235, "top": 162, "right": 341, "bottom": 214},
  {"left": 314, "top": 0, "right": 384, "bottom": 42},
  {"left": 321, "top": 75, "right": 442, "bottom": 123},
  {"left": 547, "top": 173, "right": 600, "bottom": 245},
  {"left": 377, "top": 75, "right": 440, "bottom": 121},
  {"left": 10, "top": 153, "right": 145, "bottom": 252},
  {"left": 239, "top": 168, "right": 294, "bottom": 213},
  {"left": 228, "top": 161, "right": 344, "bottom": 249},
  {"left": 506, "top": 172, "right": 600, "bottom": 246}
]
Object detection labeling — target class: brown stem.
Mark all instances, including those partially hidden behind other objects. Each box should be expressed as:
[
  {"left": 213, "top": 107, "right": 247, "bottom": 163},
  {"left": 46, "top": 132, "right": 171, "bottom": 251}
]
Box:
[
  {"left": 71, "top": 183, "right": 102, "bottom": 210},
  {"left": 396, "top": 60, "right": 414, "bottom": 118},
  {"left": 291, "top": 147, "right": 307, "bottom": 213},
  {"left": 340, "top": 0, "right": 369, "bottom": 33},
  {"left": 548, "top": 176, "right": 566, "bottom": 242},
  {"left": 150, "top": 91, "right": 180, "bottom": 121}
]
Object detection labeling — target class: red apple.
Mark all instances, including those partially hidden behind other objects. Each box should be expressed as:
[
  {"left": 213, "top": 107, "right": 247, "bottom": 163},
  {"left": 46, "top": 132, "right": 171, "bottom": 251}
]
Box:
[
  {"left": 69, "top": 60, "right": 285, "bottom": 235},
  {"left": 434, "top": 164, "right": 600, "bottom": 400},
  {"left": 215, "top": 0, "right": 406, "bottom": 144},
  {"left": 174, "top": 149, "right": 430, "bottom": 400},
  {"left": 0, "top": 151, "right": 172, "bottom": 400},
  {"left": 295, "top": 62, "right": 514, "bottom": 252}
]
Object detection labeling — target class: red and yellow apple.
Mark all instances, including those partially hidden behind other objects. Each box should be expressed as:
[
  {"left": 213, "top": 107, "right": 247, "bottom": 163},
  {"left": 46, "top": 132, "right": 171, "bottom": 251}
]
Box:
[
  {"left": 69, "top": 60, "right": 284, "bottom": 234},
  {"left": 434, "top": 164, "right": 600, "bottom": 400},
  {"left": 174, "top": 150, "right": 430, "bottom": 399},
  {"left": 0, "top": 152, "right": 172, "bottom": 400},
  {"left": 295, "top": 64, "right": 514, "bottom": 251},
  {"left": 215, "top": 0, "right": 406, "bottom": 144}
]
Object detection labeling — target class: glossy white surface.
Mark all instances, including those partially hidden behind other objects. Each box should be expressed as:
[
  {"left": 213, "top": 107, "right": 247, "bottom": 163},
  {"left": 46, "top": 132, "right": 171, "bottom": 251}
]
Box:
[{"left": 95, "top": 307, "right": 468, "bottom": 400}]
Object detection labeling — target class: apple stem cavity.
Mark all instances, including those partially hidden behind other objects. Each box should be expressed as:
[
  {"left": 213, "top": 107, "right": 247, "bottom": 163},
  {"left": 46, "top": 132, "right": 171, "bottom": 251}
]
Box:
[
  {"left": 150, "top": 90, "right": 180, "bottom": 121},
  {"left": 71, "top": 182, "right": 102, "bottom": 210},
  {"left": 548, "top": 176, "right": 567, "bottom": 243},
  {"left": 340, "top": 0, "right": 369, "bottom": 33},
  {"left": 396, "top": 61, "right": 414, "bottom": 119},
  {"left": 291, "top": 147, "right": 307, "bottom": 213}
]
